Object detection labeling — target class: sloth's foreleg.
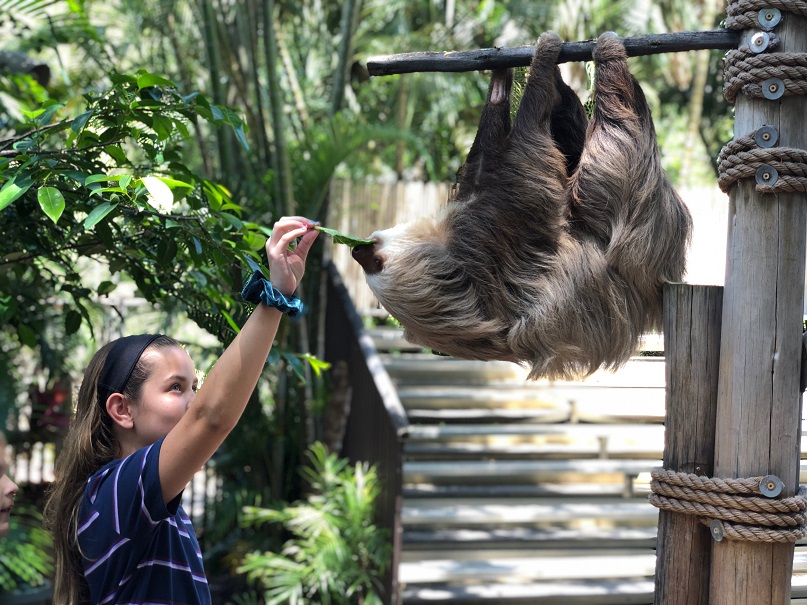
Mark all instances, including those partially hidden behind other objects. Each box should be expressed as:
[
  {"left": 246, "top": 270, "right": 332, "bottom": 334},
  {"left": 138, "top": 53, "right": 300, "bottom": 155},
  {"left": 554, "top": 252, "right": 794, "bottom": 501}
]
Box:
[
  {"left": 497, "top": 32, "right": 578, "bottom": 242},
  {"left": 454, "top": 69, "right": 513, "bottom": 196}
]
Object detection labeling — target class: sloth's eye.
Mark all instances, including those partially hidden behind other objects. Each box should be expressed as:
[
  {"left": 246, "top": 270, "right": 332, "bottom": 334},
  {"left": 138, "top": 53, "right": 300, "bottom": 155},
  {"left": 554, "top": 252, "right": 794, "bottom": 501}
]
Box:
[{"left": 374, "top": 258, "right": 383, "bottom": 271}]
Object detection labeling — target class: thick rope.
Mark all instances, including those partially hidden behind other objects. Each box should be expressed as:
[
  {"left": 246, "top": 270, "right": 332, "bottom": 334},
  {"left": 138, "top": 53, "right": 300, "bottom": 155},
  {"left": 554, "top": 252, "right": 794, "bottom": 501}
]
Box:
[
  {"left": 723, "top": 47, "right": 807, "bottom": 103},
  {"left": 649, "top": 468, "right": 807, "bottom": 543},
  {"left": 717, "top": 128, "right": 807, "bottom": 193},
  {"left": 725, "top": 0, "right": 807, "bottom": 30}
]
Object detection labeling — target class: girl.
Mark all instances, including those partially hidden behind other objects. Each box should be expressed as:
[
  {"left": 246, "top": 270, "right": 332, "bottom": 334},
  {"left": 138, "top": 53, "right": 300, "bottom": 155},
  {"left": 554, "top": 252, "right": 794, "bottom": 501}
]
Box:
[
  {"left": 0, "top": 430, "right": 19, "bottom": 537},
  {"left": 44, "top": 216, "right": 319, "bottom": 604}
]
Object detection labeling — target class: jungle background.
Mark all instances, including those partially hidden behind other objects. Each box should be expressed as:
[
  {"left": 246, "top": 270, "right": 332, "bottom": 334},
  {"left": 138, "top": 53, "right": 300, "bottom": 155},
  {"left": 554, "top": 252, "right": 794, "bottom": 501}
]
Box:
[{"left": 0, "top": 0, "right": 729, "bottom": 602}]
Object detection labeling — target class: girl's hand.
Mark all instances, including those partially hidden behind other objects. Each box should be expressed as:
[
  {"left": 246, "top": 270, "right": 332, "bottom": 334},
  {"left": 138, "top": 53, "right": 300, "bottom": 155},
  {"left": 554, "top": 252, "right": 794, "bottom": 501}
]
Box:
[{"left": 266, "top": 216, "right": 319, "bottom": 296}]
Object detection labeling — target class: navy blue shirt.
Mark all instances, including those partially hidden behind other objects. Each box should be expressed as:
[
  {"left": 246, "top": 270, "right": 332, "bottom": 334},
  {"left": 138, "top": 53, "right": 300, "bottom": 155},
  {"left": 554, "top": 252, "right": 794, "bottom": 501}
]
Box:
[{"left": 78, "top": 437, "right": 211, "bottom": 604}]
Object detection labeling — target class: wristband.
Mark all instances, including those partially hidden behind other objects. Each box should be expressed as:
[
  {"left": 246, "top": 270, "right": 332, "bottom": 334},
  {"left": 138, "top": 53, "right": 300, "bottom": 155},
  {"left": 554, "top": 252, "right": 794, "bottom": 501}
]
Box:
[{"left": 241, "top": 270, "right": 305, "bottom": 317}]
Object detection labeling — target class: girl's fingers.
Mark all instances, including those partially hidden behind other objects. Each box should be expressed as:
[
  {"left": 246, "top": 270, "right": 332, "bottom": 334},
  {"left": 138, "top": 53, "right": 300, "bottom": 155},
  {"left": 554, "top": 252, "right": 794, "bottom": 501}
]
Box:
[
  {"left": 270, "top": 225, "right": 310, "bottom": 256},
  {"left": 292, "top": 229, "right": 319, "bottom": 260}
]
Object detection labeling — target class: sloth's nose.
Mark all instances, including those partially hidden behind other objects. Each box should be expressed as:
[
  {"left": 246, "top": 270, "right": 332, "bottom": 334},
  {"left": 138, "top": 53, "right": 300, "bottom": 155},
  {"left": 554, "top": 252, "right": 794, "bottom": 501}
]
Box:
[{"left": 352, "top": 243, "right": 380, "bottom": 274}]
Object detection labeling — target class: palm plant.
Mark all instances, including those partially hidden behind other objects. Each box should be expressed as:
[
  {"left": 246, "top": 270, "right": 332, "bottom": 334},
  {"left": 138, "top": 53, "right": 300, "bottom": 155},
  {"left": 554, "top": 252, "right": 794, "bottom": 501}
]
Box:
[{"left": 237, "top": 442, "right": 391, "bottom": 605}]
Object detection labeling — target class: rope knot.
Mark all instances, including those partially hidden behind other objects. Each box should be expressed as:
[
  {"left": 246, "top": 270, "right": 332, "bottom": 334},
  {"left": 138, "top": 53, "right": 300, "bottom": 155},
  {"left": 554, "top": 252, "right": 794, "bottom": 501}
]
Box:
[{"left": 648, "top": 468, "right": 807, "bottom": 543}]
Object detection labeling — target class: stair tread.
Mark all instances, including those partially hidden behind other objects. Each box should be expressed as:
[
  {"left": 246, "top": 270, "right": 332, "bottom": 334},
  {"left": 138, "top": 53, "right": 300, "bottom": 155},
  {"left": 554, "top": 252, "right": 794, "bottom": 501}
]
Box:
[
  {"left": 406, "top": 423, "right": 665, "bottom": 438},
  {"left": 402, "top": 497, "right": 658, "bottom": 525},
  {"left": 403, "top": 525, "right": 658, "bottom": 546},
  {"left": 399, "top": 552, "right": 658, "bottom": 584},
  {"left": 403, "top": 483, "right": 639, "bottom": 498},
  {"left": 400, "top": 578, "right": 656, "bottom": 604},
  {"left": 405, "top": 458, "right": 661, "bottom": 475}
]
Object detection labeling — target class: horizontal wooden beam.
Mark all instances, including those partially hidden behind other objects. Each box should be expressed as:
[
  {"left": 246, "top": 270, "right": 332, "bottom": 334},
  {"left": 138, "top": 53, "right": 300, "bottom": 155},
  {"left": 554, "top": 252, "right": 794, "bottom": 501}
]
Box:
[{"left": 367, "top": 29, "right": 740, "bottom": 76}]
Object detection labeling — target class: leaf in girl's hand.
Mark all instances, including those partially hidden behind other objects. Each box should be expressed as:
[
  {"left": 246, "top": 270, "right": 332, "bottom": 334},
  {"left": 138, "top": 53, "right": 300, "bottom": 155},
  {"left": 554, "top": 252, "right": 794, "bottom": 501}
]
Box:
[{"left": 314, "top": 225, "right": 374, "bottom": 248}]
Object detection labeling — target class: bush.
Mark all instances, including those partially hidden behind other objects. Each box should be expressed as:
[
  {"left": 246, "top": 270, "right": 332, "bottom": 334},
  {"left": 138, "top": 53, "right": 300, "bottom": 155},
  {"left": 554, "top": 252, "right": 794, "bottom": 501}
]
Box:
[{"left": 237, "top": 442, "right": 391, "bottom": 605}]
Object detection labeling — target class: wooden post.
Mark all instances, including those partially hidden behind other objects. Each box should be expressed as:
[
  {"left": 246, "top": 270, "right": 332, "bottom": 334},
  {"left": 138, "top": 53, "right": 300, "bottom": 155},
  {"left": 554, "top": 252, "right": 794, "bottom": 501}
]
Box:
[
  {"left": 709, "top": 16, "right": 807, "bottom": 605},
  {"left": 655, "top": 284, "right": 723, "bottom": 604}
]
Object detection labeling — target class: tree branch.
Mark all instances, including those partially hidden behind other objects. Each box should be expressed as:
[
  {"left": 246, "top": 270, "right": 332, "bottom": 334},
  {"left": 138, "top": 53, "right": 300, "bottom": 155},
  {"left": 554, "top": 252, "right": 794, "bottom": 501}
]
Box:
[{"left": 367, "top": 29, "right": 741, "bottom": 76}]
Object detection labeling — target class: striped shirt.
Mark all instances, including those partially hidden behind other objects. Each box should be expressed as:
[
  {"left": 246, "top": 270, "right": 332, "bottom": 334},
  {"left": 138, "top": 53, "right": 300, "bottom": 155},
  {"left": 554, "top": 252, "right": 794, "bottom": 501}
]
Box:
[{"left": 78, "top": 437, "right": 211, "bottom": 604}]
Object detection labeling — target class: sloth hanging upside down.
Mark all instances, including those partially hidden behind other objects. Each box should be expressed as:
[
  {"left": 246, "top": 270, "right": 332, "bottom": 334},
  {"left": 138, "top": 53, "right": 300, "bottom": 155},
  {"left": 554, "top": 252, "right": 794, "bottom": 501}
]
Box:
[{"left": 352, "top": 31, "right": 693, "bottom": 380}]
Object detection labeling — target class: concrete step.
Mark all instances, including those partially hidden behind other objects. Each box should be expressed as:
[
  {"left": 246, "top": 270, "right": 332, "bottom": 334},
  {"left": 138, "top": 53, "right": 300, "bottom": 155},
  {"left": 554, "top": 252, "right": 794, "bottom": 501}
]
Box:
[
  {"left": 404, "top": 406, "right": 572, "bottom": 424},
  {"left": 400, "top": 550, "right": 807, "bottom": 604},
  {"left": 403, "top": 525, "right": 658, "bottom": 553},
  {"left": 400, "top": 551, "right": 657, "bottom": 584},
  {"left": 405, "top": 423, "right": 665, "bottom": 460},
  {"left": 403, "top": 458, "right": 661, "bottom": 487},
  {"left": 383, "top": 355, "right": 528, "bottom": 385},
  {"left": 401, "top": 497, "right": 658, "bottom": 528},
  {"left": 383, "top": 354, "right": 666, "bottom": 387},
  {"left": 401, "top": 578, "right": 655, "bottom": 604},
  {"left": 403, "top": 482, "right": 647, "bottom": 498},
  {"left": 397, "top": 384, "right": 665, "bottom": 423}
]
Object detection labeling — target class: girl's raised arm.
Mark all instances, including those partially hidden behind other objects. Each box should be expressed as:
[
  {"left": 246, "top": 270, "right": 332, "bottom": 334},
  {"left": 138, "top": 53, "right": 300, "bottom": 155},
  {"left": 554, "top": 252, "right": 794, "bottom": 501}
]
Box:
[{"left": 158, "top": 216, "right": 319, "bottom": 503}]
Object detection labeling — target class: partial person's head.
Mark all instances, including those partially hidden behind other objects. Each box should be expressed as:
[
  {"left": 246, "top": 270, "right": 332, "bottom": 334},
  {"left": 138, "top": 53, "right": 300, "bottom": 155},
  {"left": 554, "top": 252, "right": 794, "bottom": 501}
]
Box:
[
  {"left": 0, "top": 430, "right": 19, "bottom": 537},
  {"left": 78, "top": 334, "right": 193, "bottom": 459}
]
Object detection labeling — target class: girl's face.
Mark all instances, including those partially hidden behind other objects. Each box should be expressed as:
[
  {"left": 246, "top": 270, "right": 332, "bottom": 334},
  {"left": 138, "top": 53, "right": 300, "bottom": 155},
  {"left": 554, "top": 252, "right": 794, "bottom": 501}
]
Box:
[
  {"left": 130, "top": 346, "right": 198, "bottom": 450},
  {"left": 0, "top": 441, "right": 19, "bottom": 537}
]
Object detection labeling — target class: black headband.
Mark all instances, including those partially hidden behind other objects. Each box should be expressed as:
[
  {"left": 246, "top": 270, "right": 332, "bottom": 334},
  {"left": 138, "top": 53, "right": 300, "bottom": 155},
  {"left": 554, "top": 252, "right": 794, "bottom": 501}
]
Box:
[{"left": 97, "top": 334, "right": 163, "bottom": 408}]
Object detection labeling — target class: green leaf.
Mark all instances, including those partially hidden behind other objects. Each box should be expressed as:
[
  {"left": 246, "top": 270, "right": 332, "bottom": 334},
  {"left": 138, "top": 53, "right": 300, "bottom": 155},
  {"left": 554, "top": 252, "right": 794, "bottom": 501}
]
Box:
[
  {"left": 83, "top": 202, "right": 118, "bottom": 229},
  {"left": 85, "top": 174, "right": 111, "bottom": 185},
  {"left": 17, "top": 324, "right": 36, "bottom": 348},
  {"left": 97, "top": 281, "right": 117, "bottom": 295},
  {"left": 151, "top": 115, "right": 173, "bottom": 141},
  {"left": 136, "top": 70, "right": 174, "bottom": 89},
  {"left": 284, "top": 353, "right": 306, "bottom": 382},
  {"left": 0, "top": 173, "right": 34, "bottom": 211},
  {"left": 314, "top": 225, "right": 374, "bottom": 248},
  {"left": 300, "top": 353, "right": 331, "bottom": 377},
  {"left": 221, "top": 310, "right": 240, "bottom": 334},
  {"left": 141, "top": 176, "right": 174, "bottom": 213},
  {"left": 242, "top": 231, "right": 267, "bottom": 252},
  {"left": 64, "top": 310, "right": 82, "bottom": 335},
  {"left": 71, "top": 110, "right": 93, "bottom": 133},
  {"left": 156, "top": 238, "right": 178, "bottom": 265},
  {"left": 37, "top": 187, "right": 66, "bottom": 224}
]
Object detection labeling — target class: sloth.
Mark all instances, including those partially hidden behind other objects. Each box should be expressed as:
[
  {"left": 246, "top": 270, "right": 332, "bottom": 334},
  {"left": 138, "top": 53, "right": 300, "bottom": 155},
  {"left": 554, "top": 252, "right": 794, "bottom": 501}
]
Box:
[{"left": 351, "top": 31, "right": 692, "bottom": 380}]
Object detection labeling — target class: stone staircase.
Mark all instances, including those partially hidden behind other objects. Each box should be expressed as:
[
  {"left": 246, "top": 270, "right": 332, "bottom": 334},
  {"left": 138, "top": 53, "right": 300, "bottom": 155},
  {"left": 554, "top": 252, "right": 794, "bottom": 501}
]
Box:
[{"left": 367, "top": 326, "right": 807, "bottom": 604}]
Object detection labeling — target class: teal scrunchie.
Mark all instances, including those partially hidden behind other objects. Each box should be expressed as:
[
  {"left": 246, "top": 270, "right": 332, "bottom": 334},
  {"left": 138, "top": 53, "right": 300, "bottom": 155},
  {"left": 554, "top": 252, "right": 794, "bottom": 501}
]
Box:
[{"left": 241, "top": 270, "right": 304, "bottom": 317}]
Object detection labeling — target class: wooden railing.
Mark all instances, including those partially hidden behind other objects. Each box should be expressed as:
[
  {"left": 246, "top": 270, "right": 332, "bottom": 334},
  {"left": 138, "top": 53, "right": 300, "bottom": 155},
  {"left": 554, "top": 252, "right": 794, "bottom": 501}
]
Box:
[{"left": 323, "top": 262, "right": 410, "bottom": 605}]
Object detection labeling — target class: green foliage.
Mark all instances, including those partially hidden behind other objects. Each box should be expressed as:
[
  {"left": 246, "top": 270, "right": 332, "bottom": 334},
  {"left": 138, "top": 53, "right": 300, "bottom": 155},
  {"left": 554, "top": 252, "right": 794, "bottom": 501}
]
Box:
[
  {"left": 0, "top": 507, "right": 54, "bottom": 592},
  {"left": 237, "top": 442, "right": 391, "bottom": 605},
  {"left": 0, "top": 69, "right": 265, "bottom": 350}
]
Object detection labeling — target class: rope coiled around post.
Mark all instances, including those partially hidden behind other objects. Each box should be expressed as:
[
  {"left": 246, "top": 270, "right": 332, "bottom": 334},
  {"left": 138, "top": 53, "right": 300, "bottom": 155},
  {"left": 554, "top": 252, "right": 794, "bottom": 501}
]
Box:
[
  {"left": 719, "top": 0, "right": 807, "bottom": 194},
  {"left": 717, "top": 128, "right": 807, "bottom": 192},
  {"left": 725, "top": 0, "right": 807, "bottom": 30},
  {"left": 648, "top": 468, "right": 807, "bottom": 543}
]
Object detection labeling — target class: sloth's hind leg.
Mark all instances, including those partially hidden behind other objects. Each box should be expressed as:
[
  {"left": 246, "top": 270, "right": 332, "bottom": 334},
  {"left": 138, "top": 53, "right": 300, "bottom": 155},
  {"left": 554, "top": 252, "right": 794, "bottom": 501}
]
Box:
[{"left": 568, "top": 32, "right": 692, "bottom": 310}]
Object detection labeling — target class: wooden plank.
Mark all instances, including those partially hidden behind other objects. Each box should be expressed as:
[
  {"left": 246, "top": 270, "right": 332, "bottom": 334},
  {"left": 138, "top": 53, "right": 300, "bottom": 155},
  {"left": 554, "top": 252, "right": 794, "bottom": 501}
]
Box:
[
  {"left": 655, "top": 285, "right": 722, "bottom": 604},
  {"left": 710, "top": 16, "right": 807, "bottom": 605}
]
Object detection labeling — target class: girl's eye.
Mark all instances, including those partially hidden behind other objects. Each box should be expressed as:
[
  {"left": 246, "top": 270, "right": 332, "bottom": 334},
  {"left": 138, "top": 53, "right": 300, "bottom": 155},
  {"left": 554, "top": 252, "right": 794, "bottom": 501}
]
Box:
[
  {"left": 171, "top": 384, "right": 182, "bottom": 392},
  {"left": 191, "top": 385, "right": 198, "bottom": 394}
]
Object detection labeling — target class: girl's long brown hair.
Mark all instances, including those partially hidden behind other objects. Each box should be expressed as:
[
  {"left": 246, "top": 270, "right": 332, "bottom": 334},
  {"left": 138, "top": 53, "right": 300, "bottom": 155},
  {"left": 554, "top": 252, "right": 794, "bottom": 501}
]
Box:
[{"left": 43, "top": 336, "right": 179, "bottom": 605}]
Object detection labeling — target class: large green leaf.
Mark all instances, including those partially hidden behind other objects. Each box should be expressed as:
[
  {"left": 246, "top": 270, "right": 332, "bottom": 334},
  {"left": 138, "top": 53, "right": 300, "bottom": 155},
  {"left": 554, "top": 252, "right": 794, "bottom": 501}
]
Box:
[
  {"left": 83, "top": 202, "right": 118, "bottom": 229},
  {"left": 314, "top": 225, "right": 373, "bottom": 248},
  {"left": 0, "top": 174, "right": 34, "bottom": 211},
  {"left": 37, "top": 186, "right": 66, "bottom": 224}
]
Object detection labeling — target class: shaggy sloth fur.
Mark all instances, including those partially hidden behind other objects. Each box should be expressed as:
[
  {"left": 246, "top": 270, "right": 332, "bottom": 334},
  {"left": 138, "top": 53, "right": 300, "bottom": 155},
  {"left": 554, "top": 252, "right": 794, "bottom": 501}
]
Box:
[{"left": 352, "top": 31, "right": 693, "bottom": 380}]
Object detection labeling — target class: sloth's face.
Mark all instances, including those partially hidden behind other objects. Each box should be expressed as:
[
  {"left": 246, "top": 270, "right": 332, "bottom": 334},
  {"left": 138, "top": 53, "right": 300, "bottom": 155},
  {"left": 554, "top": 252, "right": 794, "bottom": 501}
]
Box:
[
  {"left": 351, "top": 218, "right": 447, "bottom": 327},
  {"left": 351, "top": 222, "right": 414, "bottom": 277}
]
